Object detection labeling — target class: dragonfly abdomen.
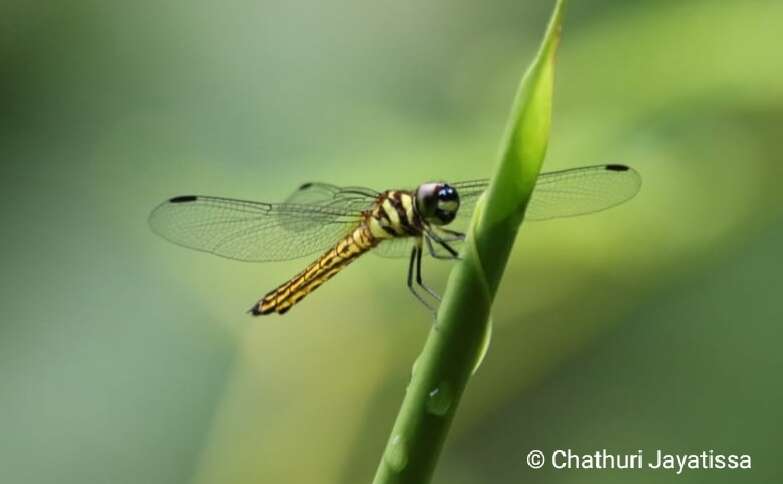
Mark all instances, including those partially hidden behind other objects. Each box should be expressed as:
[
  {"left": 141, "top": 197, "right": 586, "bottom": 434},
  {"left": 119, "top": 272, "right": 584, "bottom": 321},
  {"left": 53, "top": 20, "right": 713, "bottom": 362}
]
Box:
[{"left": 250, "top": 224, "right": 378, "bottom": 315}]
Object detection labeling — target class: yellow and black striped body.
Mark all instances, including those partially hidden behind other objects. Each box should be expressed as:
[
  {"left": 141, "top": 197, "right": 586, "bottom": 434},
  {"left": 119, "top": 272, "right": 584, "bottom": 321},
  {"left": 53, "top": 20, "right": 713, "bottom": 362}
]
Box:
[{"left": 251, "top": 191, "right": 422, "bottom": 315}]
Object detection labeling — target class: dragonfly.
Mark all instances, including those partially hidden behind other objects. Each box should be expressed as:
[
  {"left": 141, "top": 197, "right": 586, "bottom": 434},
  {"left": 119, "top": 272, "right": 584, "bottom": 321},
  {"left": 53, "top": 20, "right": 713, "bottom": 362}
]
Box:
[{"left": 149, "top": 164, "right": 641, "bottom": 315}]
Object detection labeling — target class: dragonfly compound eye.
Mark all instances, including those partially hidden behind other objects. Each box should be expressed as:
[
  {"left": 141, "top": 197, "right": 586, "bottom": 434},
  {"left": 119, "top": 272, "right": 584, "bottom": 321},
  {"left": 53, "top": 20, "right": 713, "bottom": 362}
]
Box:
[
  {"left": 415, "top": 182, "right": 460, "bottom": 226},
  {"left": 434, "top": 184, "right": 459, "bottom": 225}
]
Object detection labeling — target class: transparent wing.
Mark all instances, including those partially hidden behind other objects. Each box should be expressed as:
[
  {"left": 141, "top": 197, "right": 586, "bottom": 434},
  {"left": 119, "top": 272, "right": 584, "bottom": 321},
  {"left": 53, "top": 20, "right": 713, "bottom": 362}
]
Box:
[
  {"left": 373, "top": 237, "right": 466, "bottom": 259},
  {"left": 451, "top": 164, "right": 641, "bottom": 228},
  {"left": 280, "top": 182, "right": 379, "bottom": 232},
  {"left": 148, "top": 195, "right": 363, "bottom": 262},
  {"left": 376, "top": 164, "right": 640, "bottom": 259},
  {"left": 284, "top": 182, "right": 379, "bottom": 205},
  {"left": 373, "top": 237, "right": 417, "bottom": 259}
]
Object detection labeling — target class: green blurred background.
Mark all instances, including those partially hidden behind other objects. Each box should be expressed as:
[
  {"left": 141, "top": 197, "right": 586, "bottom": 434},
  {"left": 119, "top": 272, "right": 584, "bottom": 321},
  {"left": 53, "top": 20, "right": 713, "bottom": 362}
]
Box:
[{"left": 2, "top": 1, "right": 781, "bottom": 483}]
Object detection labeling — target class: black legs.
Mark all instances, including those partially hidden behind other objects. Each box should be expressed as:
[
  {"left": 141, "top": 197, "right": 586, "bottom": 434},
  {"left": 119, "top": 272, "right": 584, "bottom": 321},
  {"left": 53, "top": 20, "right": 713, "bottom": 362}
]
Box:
[
  {"left": 407, "top": 230, "right": 467, "bottom": 312},
  {"left": 437, "top": 227, "right": 466, "bottom": 240},
  {"left": 407, "top": 246, "right": 436, "bottom": 312},
  {"left": 416, "top": 246, "right": 441, "bottom": 301},
  {"left": 425, "top": 229, "right": 465, "bottom": 260},
  {"left": 424, "top": 236, "right": 453, "bottom": 260}
]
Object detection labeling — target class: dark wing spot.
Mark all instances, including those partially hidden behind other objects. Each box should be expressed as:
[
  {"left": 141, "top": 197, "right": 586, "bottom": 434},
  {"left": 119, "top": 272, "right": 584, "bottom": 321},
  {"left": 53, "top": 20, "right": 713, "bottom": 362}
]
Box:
[
  {"left": 605, "top": 164, "right": 629, "bottom": 172},
  {"left": 299, "top": 182, "right": 313, "bottom": 189},
  {"left": 169, "top": 195, "right": 198, "bottom": 203}
]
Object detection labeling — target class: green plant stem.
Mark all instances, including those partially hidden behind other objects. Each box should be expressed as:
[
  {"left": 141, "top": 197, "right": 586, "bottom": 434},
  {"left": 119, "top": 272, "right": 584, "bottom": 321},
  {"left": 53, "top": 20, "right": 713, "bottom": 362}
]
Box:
[{"left": 371, "top": 1, "right": 565, "bottom": 483}]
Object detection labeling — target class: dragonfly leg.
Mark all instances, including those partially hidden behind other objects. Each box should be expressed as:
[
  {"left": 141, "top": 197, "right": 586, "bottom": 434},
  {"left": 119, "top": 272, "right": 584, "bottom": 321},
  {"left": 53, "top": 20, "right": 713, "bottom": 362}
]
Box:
[
  {"left": 425, "top": 235, "right": 457, "bottom": 260},
  {"left": 407, "top": 246, "right": 436, "bottom": 312},
  {"left": 438, "top": 227, "right": 466, "bottom": 240},
  {"left": 415, "top": 244, "right": 441, "bottom": 301},
  {"left": 438, "top": 240, "right": 460, "bottom": 259},
  {"left": 426, "top": 231, "right": 462, "bottom": 260}
]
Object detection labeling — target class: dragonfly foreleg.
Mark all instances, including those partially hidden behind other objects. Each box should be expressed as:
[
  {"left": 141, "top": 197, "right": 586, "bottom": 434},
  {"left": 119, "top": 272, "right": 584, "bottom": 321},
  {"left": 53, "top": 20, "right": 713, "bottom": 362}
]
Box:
[
  {"left": 437, "top": 227, "right": 466, "bottom": 241},
  {"left": 425, "top": 235, "right": 457, "bottom": 260},
  {"left": 426, "top": 231, "right": 462, "bottom": 260},
  {"left": 407, "top": 246, "right": 437, "bottom": 313}
]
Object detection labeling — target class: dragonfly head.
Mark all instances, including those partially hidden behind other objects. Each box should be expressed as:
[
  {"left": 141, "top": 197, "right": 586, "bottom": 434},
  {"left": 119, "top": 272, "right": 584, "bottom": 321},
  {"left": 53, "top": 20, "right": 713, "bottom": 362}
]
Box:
[{"left": 414, "top": 182, "right": 460, "bottom": 226}]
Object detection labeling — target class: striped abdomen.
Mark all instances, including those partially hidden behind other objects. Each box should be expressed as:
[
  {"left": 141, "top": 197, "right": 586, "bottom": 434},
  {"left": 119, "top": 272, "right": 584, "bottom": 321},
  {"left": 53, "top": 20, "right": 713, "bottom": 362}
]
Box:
[
  {"left": 251, "top": 190, "right": 422, "bottom": 315},
  {"left": 250, "top": 224, "right": 378, "bottom": 315}
]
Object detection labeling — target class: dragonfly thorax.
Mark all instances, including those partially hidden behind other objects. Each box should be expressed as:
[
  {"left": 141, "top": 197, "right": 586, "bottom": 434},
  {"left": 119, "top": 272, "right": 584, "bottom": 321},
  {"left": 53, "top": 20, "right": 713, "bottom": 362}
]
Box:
[{"left": 414, "top": 182, "right": 460, "bottom": 226}]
